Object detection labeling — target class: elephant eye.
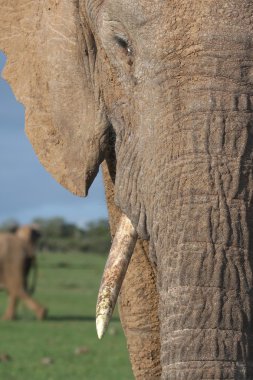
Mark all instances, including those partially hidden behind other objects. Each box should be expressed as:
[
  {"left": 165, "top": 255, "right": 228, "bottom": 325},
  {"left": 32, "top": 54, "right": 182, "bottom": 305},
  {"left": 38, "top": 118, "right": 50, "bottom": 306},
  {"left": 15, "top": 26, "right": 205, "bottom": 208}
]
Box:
[{"left": 114, "top": 35, "right": 132, "bottom": 55}]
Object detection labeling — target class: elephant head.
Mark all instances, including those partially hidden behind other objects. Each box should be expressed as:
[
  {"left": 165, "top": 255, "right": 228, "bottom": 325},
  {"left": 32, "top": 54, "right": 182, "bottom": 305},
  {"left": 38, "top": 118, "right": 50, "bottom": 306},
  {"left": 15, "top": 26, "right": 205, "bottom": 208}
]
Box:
[
  {"left": 16, "top": 225, "right": 41, "bottom": 247},
  {"left": 1, "top": 1, "right": 253, "bottom": 379}
]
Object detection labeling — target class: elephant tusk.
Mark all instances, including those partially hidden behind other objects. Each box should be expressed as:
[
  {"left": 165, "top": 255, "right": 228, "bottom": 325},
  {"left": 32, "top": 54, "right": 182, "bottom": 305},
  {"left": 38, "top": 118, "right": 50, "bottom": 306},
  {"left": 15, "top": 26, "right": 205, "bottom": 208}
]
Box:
[{"left": 96, "top": 214, "right": 137, "bottom": 339}]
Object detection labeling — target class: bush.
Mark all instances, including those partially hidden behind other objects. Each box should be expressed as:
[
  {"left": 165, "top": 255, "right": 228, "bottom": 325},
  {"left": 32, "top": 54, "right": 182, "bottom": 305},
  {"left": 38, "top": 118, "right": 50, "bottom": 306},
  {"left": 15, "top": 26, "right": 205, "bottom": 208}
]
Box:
[
  {"left": 35, "top": 217, "right": 111, "bottom": 254},
  {"left": 0, "top": 217, "right": 111, "bottom": 255}
]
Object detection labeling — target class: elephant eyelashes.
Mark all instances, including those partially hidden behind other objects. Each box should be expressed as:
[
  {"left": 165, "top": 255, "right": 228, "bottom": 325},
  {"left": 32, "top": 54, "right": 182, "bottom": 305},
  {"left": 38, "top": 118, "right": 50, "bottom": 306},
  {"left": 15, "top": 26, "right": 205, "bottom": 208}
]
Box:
[{"left": 114, "top": 35, "right": 132, "bottom": 55}]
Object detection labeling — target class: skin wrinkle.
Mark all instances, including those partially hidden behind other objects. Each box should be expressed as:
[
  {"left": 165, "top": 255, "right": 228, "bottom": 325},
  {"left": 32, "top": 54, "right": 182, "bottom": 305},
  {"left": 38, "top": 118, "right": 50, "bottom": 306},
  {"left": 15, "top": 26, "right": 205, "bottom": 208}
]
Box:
[
  {"left": 138, "top": 22, "right": 252, "bottom": 373},
  {"left": 2, "top": 0, "right": 253, "bottom": 379}
]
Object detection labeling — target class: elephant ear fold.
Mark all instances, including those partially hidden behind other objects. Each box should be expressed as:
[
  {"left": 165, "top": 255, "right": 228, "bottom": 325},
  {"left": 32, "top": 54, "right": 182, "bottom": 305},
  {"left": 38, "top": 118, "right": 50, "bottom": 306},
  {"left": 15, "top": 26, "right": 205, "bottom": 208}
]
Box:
[{"left": 0, "top": 1, "right": 107, "bottom": 196}]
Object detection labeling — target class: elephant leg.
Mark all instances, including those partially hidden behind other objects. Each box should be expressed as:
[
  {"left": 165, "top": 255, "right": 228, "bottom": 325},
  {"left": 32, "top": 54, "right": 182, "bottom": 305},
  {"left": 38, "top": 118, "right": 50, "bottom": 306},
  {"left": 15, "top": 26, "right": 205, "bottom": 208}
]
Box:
[
  {"left": 102, "top": 161, "right": 161, "bottom": 379},
  {"left": 18, "top": 290, "right": 47, "bottom": 320},
  {"left": 2, "top": 293, "right": 18, "bottom": 320}
]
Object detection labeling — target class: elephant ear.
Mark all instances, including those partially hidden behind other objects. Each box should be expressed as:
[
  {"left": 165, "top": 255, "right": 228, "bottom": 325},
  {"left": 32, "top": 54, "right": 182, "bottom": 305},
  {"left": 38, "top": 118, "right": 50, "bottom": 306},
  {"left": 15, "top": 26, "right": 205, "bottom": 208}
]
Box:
[{"left": 0, "top": 0, "right": 107, "bottom": 196}]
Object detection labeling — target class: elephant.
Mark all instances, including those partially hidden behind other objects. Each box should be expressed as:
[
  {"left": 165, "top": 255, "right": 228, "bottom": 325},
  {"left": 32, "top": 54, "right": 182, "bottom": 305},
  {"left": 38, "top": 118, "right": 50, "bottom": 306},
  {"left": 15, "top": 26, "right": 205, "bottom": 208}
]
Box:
[
  {"left": 1, "top": 1, "right": 253, "bottom": 379},
  {"left": 0, "top": 225, "right": 47, "bottom": 320}
]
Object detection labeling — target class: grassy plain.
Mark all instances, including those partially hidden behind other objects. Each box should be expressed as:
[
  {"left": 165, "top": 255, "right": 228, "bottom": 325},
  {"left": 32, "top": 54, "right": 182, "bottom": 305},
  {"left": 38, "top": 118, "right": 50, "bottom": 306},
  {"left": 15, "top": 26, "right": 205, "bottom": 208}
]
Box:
[{"left": 0, "top": 252, "right": 134, "bottom": 380}]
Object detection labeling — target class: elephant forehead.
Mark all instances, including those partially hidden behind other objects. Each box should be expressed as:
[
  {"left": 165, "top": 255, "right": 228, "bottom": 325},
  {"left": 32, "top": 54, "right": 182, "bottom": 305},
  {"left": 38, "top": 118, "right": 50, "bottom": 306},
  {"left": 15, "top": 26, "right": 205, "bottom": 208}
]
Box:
[
  {"left": 95, "top": 0, "right": 253, "bottom": 25},
  {"left": 93, "top": 0, "right": 253, "bottom": 61}
]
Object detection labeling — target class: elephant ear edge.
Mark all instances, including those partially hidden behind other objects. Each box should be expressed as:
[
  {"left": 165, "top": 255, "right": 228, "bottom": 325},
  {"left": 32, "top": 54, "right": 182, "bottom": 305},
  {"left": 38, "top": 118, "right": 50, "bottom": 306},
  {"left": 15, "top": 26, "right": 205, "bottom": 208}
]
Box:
[{"left": 0, "top": 0, "right": 107, "bottom": 197}]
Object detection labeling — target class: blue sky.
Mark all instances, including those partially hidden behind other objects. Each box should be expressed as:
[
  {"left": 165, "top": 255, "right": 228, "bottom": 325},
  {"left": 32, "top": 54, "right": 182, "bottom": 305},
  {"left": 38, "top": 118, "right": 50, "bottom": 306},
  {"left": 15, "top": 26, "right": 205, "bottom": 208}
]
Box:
[{"left": 0, "top": 51, "right": 108, "bottom": 226}]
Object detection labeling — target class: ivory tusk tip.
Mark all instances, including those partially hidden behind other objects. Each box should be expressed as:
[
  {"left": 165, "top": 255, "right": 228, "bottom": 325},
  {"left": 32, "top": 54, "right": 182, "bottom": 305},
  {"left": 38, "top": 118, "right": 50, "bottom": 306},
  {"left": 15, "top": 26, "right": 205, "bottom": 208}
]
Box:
[{"left": 96, "top": 314, "right": 109, "bottom": 340}]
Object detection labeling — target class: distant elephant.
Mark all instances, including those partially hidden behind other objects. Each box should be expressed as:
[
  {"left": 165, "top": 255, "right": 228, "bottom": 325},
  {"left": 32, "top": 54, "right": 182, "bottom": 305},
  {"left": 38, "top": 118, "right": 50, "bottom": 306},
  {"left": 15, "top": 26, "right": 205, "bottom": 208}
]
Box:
[
  {"left": 1, "top": 1, "right": 253, "bottom": 379},
  {"left": 0, "top": 225, "right": 47, "bottom": 320}
]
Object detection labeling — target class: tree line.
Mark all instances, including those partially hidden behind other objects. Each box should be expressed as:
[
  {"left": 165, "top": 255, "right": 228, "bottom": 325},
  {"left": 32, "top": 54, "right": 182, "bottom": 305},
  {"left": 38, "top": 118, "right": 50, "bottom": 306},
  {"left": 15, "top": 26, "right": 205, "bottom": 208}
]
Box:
[{"left": 0, "top": 218, "right": 111, "bottom": 255}]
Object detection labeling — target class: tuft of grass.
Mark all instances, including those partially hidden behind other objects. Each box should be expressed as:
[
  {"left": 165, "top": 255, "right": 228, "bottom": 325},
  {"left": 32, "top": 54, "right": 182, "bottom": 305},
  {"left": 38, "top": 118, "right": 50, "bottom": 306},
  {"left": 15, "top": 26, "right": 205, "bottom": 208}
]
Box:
[{"left": 0, "top": 252, "right": 134, "bottom": 380}]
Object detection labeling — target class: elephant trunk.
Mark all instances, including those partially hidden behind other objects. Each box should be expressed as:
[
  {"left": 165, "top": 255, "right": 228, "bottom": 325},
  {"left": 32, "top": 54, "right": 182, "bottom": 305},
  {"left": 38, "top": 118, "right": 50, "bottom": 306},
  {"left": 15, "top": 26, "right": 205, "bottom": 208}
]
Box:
[
  {"left": 152, "top": 117, "right": 253, "bottom": 378},
  {"left": 113, "top": 35, "right": 253, "bottom": 378},
  {"left": 157, "top": 205, "right": 252, "bottom": 378}
]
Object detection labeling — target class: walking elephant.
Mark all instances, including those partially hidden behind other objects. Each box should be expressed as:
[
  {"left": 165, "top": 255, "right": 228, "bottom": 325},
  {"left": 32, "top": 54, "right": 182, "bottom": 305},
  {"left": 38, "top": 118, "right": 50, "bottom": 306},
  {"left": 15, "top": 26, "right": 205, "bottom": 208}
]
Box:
[
  {"left": 0, "top": 225, "right": 47, "bottom": 320},
  {"left": 1, "top": 1, "right": 253, "bottom": 379}
]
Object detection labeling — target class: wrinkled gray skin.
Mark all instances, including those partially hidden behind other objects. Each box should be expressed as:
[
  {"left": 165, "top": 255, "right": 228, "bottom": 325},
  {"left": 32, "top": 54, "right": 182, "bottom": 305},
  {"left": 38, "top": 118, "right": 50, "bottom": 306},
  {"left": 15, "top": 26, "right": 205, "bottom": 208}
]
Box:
[
  {"left": 0, "top": 226, "right": 46, "bottom": 320},
  {"left": 97, "top": 2, "right": 253, "bottom": 378},
  {"left": 1, "top": 0, "right": 253, "bottom": 378}
]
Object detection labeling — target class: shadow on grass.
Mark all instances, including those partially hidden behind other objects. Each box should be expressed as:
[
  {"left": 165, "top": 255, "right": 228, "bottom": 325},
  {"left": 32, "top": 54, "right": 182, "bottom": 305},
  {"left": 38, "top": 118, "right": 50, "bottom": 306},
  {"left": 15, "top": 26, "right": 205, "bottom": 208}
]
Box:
[{"left": 46, "top": 315, "right": 120, "bottom": 322}]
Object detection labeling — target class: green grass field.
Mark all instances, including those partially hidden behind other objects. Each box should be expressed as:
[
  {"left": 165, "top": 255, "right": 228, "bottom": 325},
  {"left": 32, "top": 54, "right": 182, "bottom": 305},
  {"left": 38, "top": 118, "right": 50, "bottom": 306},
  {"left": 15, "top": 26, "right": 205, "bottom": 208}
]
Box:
[{"left": 0, "top": 253, "right": 134, "bottom": 380}]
